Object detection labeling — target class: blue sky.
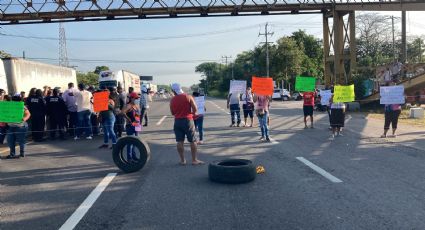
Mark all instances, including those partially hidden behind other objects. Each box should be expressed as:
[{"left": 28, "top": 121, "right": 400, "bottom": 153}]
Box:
[{"left": 1, "top": 12, "right": 424, "bottom": 87}]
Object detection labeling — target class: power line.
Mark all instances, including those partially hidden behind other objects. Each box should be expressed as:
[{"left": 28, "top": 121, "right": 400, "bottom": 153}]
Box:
[
  {"left": 0, "top": 24, "right": 262, "bottom": 42},
  {"left": 26, "top": 57, "right": 220, "bottom": 64}
]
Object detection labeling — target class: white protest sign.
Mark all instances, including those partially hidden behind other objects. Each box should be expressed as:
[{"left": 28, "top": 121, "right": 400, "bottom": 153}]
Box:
[
  {"left": 380, "top": 85, "right": 405, "bottom": 104},
  {"left": 229, "top": 80, "right": 247, "bottom": 94},
  {"left": 320, "top": 90, "right": 332, "bottom": 106},
  {"left": 195, "top": 96, "right": 205, "bottom": 115}
]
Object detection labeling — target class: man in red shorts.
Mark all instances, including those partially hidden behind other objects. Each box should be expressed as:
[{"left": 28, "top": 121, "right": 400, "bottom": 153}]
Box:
[
  {"left": 303, "top": 91, "right": 315, "bottom": 129},
  {"left": 170, "top": 83, "right": 204, "bottom": 165}
]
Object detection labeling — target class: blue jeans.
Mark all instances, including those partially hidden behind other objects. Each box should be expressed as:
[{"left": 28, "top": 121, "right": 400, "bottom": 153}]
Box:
[
  {"left": 230, "top": 104, "right": 241, "bottom": 125},
  {"left": 103, "top": 115, "right": 117, "bottom": 145},
  {"left": 194, "top": 116, "right": 204, "bottom": 141},
  {"left": 258, "top": 111, "right": 269, "bottom": 138},
  {"left": 77, "top": 110, "right": 92, "bottom": 137},
  {"left": 126, "top": 125, "right": 138, "bottom": 160},
  {"left": 7, "top": 126, "right": 27, "bottom": 156}
]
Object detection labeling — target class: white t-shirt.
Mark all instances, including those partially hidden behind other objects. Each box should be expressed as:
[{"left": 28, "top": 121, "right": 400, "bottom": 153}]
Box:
[{"left": 75, "top": 90, "right": 93, "bottom": 112}]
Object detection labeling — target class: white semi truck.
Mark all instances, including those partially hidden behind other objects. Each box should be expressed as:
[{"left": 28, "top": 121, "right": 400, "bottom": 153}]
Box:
[
  {"left": 0, "top": 58, "right": 77, "bottom": 95},
  {"left": 99, "top": 70, "right": 141, "bottom": 94}
]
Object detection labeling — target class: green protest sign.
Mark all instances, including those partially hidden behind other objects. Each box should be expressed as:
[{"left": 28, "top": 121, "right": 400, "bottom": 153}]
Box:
[
  {"left": 0, "top": 101, "right": 25, "bottom": 123},
  {"left": 295, "top": 76, "right": 316, "bottom": 92}
]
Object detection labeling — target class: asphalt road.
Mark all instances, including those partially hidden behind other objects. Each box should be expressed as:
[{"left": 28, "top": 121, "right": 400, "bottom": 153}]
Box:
[{"left": 1, "top": 97, "right": 425, "bottom": 230}]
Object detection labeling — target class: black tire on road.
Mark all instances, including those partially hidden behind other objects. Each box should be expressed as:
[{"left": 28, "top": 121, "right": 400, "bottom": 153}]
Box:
[
  {"left": 112, "top": 136, "right": 151, "bottom": 173},
  {"left": 208, "top": 159, "right": 256, "bottom": 184}
]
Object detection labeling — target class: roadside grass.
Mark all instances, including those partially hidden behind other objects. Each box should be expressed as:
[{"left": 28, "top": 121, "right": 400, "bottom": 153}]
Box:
[{"left": 367, "top": 110, "right": 425, "bottom": 127}]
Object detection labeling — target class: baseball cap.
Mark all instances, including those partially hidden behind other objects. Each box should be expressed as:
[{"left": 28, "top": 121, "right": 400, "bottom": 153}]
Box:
[
  {"left": 129, "top": 92, "right": 139, "bottom": 99},
  {"left": 171, "top": 83, "right": 183, "bottom": 95}
]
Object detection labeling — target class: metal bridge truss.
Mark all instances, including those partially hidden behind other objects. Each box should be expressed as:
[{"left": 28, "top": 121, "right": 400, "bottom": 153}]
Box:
[{"left": 1, "top": 0, "right": 424, "bottom": 86}]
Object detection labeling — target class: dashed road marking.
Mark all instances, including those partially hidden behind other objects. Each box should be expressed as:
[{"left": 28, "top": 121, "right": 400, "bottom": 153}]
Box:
[
  {"left": 59, "top": 173, "right": 117, "bottom": 230},
  {"left": 296, "top": 157, "right": 343, "bottom": 183},
  {"left": 156, "top": 116, "right": 167, "bottom": 126}
]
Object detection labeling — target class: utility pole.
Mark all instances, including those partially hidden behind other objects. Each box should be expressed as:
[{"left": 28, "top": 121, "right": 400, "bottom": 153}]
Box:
[
  {"left": 392, "top": 16, "right": 396, "bottom": 61},
  {"left": 259, "top": 22, "right": 274, "bottom": 77},
  {"left": 401, "top": 11, "right": 407, "bottom": 65},
  {"left": 222, "top": 55, "right": 232, "bottom": 79},
  {"left": 59, "top": 22, "right": 69, "bottom": 67}
]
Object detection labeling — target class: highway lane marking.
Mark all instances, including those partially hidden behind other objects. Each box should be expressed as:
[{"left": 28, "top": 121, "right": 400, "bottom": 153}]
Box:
[
  {"left": 296, "top": 157, "right": 343, "bottom": 183},
  {"left": 59, "top": 173, "right": 117, "bottom": 230},
  {"left": 208, "top": 101, "right": 231, "bottom": 115},
  {"left": 156, "top": 116, "right": 167, "bottom": 126}
]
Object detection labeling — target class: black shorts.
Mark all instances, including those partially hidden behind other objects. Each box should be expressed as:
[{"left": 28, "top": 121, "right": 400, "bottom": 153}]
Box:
[
  {"left": 242, "top": 104, "right": 254, "bottom": 118},
  {"left": 330, "top": 109, "right": 345, "bottom": 128},
  {"left": 303, "top": 105, "right": 314, "bottom": 117},
  {"left": 173, "top": 118, "right": 196, "bottom": 143},
  {"left": 384, "top": 110, "right": 401, "bottom": 130}
]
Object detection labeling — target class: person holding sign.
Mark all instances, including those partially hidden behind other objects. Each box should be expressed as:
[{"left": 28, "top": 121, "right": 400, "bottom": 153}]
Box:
[
  {"left": 241, "top": 87, "right": 255, "bottom": 127},
  {"left": 329, "top": 94, "right": 346, "bottom": 139},
  {"left": 227, "top": 92, "right": 241, "bottom": 127},
  {"left": 381, "top": 104, "right": 402, "bottom": 138},
  {"left": 6, "top": 94, "right": 31, "bottom": 158},
  {"left": 303, "top": 91, "right": 316, "bottom": 129},
  {"left": 254, "top": 95, "right": 271, "bottom": 142},
  {"left": 99, "top": 90, "right": 118, "bottom": 149},
  {"left": 122, "top": 92, "right": 142, "bottom": 161},
  {"left": 193, "top": 91, "right": 206, "bottom": 144}
]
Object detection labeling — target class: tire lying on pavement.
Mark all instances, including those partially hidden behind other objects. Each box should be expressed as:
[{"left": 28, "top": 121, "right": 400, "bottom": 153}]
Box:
[
  {"left": 112, "top": 136, "right": 151, "bottom": 173},
  {"left": 208, "top": 159, "right": 256, "bottom": 184}
]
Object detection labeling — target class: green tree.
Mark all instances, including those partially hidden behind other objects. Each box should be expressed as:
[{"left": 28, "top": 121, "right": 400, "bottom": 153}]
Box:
[
  {"left": 77, "top": 72, "right": 99, "bottom": 86},
  {"left": 0, "top": 50, "right": 11, "bottom": 58},
  {"left": 94, "top": 66, "right": 110, "bottom": 74}
]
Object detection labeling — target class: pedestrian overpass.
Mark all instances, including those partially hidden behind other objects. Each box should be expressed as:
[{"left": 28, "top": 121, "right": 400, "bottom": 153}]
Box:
[{"left": 1, "top": 0, "right": 425, "bottom": 86}]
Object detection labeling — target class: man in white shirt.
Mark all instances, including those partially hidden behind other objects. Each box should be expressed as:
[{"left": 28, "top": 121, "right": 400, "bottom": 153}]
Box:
[
  {"left": 63, "top": 82, "right": 79, "bottom": 137},
  {"left": 74, "top": 83, "right": 93, "bottom": 140}
]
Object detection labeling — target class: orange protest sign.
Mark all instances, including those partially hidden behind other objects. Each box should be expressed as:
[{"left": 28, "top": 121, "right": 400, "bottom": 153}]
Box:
[
  {"left": 93, "top": 91, "right": 110, "bottom": 112},
  {"left": 251, "top": 76, "right": 274, "bottom": 96}
]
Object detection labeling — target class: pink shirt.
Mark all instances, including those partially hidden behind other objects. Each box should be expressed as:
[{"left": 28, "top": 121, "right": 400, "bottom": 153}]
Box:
[{"left": 256, "top": 96, "right": 270, "bottom": 111}]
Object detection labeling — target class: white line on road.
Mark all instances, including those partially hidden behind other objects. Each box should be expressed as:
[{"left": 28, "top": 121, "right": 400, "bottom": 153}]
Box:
[
  {"left": 59, "top": 173, "right": 117, "bottom": 230},
  {"left": 296, "top": 157, "right": 343, "bottom": 183},
  {"left": 156, "top": 115, "right": 167, "bottom": 126}
]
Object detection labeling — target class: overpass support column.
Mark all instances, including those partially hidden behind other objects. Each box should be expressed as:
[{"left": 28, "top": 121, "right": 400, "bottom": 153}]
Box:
[{"left": 323, "top": 10, "right": 356, "bottom": 86}]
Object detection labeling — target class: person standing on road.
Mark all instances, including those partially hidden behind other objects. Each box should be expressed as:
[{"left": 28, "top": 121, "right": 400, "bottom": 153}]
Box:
[
  {"left": 74, "top": 83, "right": 93, "bottom": 140},
  {"left": 227, "top": 91, "right": 241, "bottom": 127},
  {"left": 170, "top": 83, "right": 204, "bottom": 165},
  {"left": 63, "top": 83, "right": 79, "bottom": 137},
  {"left": 303, "top": 91, "right": 315, "bottom": 129},
  {"left": 192, "top": 91, "right": 206, "bottom": 144},
  {"left": 114, "top": 86, "right": 126, "bottom": 137},
  {"left": 241, "top": 87, "right": 255, "bottom": 127},
  {"left": 140, "top": 86, "right": 150, "bottom": 127},
  {"left": 27, "top": 89, "right": 46, "bottom": 142},
  {"left": 381, "top": 104, "right": 402, "bottom": 138},
  {"left": 122, "top": 92, "right": 141, "bottom": 161},
  {"left": 0, "top": 89, "right": 7, "bottom": 145},
  {"left": 6, "top": 94, "right": 31, "bottom": 158},
  {"left": 99, "top": 91, "right": 117, "bottom": 149},
  {"left": 329, "top": 95, "right": 346, "bottom": 139},
  {"left": 46, "top": 88, "right": 67, "bottom": 140},
  {"left": 254, "top": 94, "right": 271, "bottom": 142}
]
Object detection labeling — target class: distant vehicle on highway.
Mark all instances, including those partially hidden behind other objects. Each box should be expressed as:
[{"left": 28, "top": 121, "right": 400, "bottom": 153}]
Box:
[
  {"left": 272, "top": 88, "right": 291, "bottom": 101},
  {"left": 292, "top": 92, "right": 303, "bottom": 101},
  {"left": 99, "top": 70, "right": 141, "bottom": 94}
]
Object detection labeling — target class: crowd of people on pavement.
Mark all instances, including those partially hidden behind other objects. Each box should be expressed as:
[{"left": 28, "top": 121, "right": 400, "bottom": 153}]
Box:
[
  {"left": 0, "top": 83, "right": 151, "bottom": 159},
  {"left": 0, "top": 80, "right": 404, "bottom": 165}
]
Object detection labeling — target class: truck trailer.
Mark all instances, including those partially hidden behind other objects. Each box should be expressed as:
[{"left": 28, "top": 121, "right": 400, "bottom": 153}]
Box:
[
  {"left": 0, "top": 58, "right": 77, "bottom": 95},
  {"left": 99, "top": 70, "right": 141, "bottom": 94}
]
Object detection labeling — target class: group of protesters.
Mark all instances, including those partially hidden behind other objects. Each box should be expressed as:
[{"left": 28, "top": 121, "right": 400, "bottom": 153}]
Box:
[{"left": 0, "top": 82, "right": 151, "bottom": 159}]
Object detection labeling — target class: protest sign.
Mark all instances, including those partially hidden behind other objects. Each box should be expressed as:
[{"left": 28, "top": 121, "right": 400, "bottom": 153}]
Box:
[
  {"left": 195, "top": 96, "right": 205, "bottom": 115},
  {"left": 380, "top": 85, "right": 405, "bottom": 104},
  {"left": 0, "top": 101, "right": 24, "bottom": 123},
  {"left": 333, "top": 85, "right": 355, "bottom": 102},
  {"left": 252, "top": 76, "right": 274, "bottom": 96},
  {"left": 295, "top": 76, "right": 316, "bottom": 92},
  {"left": 320, "top": 90, "right": 332, "bottom": 106},
  {"left": 93, "top": 91, "right": 110, "bottom": 112},
  {"left": 229, "top": 80, "right": 247, "bottom": 93}
]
